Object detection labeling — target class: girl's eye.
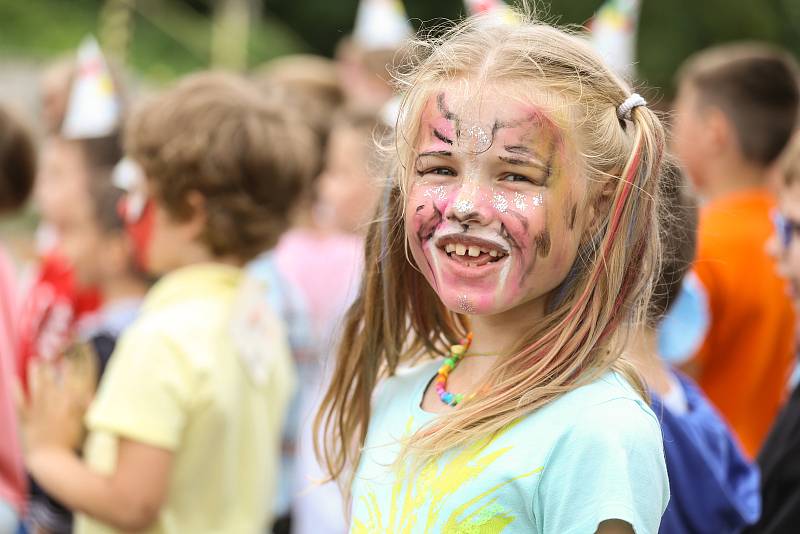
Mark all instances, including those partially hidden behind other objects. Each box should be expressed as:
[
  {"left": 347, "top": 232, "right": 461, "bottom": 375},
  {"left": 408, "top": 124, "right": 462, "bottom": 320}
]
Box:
[
  {"left": 501, "top": 173, "right": 540, "bottom": 185},
  {"left": 418, "top": 167, "right": 457, "bottom": 177},
  {"left": 500, "top": 173, "right": 545, "bottom": 187}
]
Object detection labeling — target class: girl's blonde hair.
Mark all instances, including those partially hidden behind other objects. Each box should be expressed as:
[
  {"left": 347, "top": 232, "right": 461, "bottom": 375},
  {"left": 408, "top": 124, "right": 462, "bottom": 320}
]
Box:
[{"left": 315, "top": 7, "right": 666, "bottom": 490}]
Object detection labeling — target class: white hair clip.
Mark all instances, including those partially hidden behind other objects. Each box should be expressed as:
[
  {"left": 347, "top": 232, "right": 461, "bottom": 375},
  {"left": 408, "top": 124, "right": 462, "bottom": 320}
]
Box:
[{"left": 617, "top": 93, "right": 647, "bottom": 121}]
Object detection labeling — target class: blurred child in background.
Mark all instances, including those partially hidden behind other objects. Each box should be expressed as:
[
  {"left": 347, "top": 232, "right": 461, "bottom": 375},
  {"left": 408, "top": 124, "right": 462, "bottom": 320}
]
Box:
[
  {"left": 0, "top": 104, "right": 36, "bottom": 534},
  {"left": 19, "top": 41, "right": 127, "bottom": 396},
  {"left": 336, "top": 0, "right": 412, "bottom": 118},
  {"left": 59, "top": 178, "right": 148, "bottom": 373},
  {"left": 671, "top": 43, "right": 800, "bottom": 456},
  {"left": 286, "top": 109, "right": 390, "bottom": 534},
  {"left": 19, "top": 72, "right": 315, "bottom": 534},
  {"left": 627, "top": 162, "right": 760, "bottom": 533},
  {"left": 747, "top": 134, "right": 800, "bottom": 534},
  {"left": 19, "top": 133, "right": 122, "bottom": 393},
  {"left": 25, "top": 172, "right": 149, "bottom": 534},
  {"left": 317, "top": 110, "right": 387, "bottom": 236},
  {"left": 250, "top": 54, "right": 335, "bottom": 534}
]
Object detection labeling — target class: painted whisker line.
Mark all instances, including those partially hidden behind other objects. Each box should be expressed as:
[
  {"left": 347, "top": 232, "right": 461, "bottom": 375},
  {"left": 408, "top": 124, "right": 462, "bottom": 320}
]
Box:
[
  {"left": 433, "top": 129, "right": 453, "bottom": 145},
  {"left": 534, "top": 230, "right": 551, "bottom": 257},
  {"left": 506, "top": 210, "right": 530, "bottom": 232},
  {"left": 436, "top": 92, "right": 459, "bottom": 123}
]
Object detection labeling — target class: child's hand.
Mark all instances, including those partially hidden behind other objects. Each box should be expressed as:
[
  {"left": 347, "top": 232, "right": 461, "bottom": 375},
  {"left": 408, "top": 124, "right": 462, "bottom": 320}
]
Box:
[{"left": 18, "top": 360, "right": 90, "bottom": 456}]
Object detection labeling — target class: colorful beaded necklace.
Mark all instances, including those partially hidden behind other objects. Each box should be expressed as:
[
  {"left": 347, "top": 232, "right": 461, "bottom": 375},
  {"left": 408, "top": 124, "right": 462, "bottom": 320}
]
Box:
[{"left": 435, "top": 332, "right": 474, "bottom": 406}]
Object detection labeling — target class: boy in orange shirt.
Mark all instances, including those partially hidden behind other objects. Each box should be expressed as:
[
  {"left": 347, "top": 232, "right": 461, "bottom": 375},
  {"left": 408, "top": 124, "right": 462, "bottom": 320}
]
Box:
[{"left": 671, "top": 43, "right": 800, "bottom": 457}]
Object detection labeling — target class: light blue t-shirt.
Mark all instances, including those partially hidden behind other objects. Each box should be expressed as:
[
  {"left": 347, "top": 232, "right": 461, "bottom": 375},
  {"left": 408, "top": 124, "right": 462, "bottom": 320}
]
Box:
[{"left": 351, "top": 360, "right": 670, "bottom": 533}]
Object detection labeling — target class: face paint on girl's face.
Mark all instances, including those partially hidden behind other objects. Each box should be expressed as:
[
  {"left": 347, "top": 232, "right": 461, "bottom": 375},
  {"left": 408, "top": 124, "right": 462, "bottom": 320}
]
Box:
[{"left": 405, "top": 86, "right": 587, "bottom": 316}]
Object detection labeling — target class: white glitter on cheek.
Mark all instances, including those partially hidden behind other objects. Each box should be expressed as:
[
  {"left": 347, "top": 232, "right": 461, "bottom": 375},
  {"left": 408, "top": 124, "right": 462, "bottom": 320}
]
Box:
[
  {"left": 492, "top": 192, "right": 508, "bottom": 213},
  {"left": 513, "top": 192, "right": 527, "bottom": 212},
  {"left": 424, "top": 185, "right": 448, "bottom": 202},
  {"left": 532, "top": 193, "right": 544, "bottom": 207},
  {"left": 456, "top": 294, "right": 477, "bottom": 314}
]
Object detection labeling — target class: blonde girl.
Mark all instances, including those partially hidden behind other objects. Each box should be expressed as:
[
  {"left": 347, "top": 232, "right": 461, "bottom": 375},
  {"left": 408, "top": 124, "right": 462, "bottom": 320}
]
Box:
[{"left": 317, "top": 8, "right": 670, "bottom": 534}]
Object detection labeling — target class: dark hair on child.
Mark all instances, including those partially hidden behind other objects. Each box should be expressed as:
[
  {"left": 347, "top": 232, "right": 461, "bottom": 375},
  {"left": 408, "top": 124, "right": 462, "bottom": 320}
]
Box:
[
  {"left": 648, "top": 160, "right": 698, "bottom": 325},
  {"left": 80, "top": 134, "right": 124, "bottom": 179},
  {"left": 0, "top": 106, "right": 36, "bottom": 214},
  {"left": 678, "top": 43, "right": 800, "bottom": 166},
  {"left": 126, "top": 71, "right": 318, "bottom": 261}
]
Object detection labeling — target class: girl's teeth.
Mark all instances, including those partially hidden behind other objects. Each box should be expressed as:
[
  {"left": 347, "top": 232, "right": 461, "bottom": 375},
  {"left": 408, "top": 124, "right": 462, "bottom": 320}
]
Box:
[{"left": 444, "top": 241, "right": 506, "bottom": 259}]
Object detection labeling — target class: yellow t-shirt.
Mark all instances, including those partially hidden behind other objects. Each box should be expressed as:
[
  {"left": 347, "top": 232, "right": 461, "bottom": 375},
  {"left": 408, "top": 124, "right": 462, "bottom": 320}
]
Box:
[{"left": 75, "top": 263, "right": 295, "bottom": 534}]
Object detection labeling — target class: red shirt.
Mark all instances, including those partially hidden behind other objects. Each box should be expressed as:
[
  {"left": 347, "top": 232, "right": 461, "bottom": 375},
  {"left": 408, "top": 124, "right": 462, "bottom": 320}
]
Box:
[{"left": 16, "top": 251, "right": 101, "bottom": 392}]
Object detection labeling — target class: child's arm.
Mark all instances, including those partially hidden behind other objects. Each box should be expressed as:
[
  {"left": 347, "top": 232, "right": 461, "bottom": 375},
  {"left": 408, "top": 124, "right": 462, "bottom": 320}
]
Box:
[
  {"left": 20, "top": 360, "right": 173, "bottom": 531},
  {"left": 26, "top": 440, "right": 172, "bottom": 531}
]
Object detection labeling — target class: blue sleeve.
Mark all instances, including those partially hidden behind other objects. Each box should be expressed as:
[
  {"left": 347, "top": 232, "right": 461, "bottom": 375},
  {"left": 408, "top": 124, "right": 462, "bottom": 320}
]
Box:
[
  {"left": 655, "top": 373, "right": 760, "bottom": 534},
  {"left": 533, "top": 398, "right": 669, "bottom": 534},
  {"left": 657, "top": 272, "right": 710, "bottom": 365}
]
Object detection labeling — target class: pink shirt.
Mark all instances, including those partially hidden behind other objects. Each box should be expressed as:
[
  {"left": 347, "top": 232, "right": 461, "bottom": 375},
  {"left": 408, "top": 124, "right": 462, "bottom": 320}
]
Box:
[
  {"left": 0, "top": 246, "right": 27, "bottom": 514},
  {"left": 274, "top": 229, "right": 363, "bottom": 347}
]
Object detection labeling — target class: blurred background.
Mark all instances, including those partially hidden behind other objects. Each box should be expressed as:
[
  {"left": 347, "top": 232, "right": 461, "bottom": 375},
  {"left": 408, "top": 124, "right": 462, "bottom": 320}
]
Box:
[{"left": 0, "top": 0, "right": 798, "bottom": 94}]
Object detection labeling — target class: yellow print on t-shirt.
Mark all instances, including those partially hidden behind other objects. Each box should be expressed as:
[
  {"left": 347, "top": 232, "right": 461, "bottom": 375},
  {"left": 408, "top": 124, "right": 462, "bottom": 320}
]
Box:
[{"left": 352, "top": 418, "right": 543, "bottom": 533}]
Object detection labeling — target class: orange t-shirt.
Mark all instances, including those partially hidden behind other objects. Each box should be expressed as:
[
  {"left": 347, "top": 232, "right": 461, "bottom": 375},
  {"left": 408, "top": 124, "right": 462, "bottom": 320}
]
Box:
[{"left": 690, "top": 188, "right": 795, "bottom": 457}]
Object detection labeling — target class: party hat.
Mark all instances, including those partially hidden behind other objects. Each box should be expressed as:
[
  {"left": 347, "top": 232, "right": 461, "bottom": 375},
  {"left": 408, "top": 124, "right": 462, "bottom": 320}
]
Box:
[
  {"left": 589, "top": 0, "right": 642, "bottom": 80},
  {"left": 353, "top": 0, "right": 413, "bottom": 50},
  {"left": 464, "top": 0, "right": 518, "bottom": 24},
  {"left": 61, "top": 35, "right": 121, "bottom": 139}
]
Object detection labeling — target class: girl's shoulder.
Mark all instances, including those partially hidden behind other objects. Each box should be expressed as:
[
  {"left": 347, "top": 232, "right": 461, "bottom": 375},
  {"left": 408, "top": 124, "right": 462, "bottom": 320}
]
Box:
[
  {"left": 516, "top": 371, "right": 663, "bottom": 453},
  {"left": 372, "top": 359, "right": 441, "bottom": 412},
  {"left": 536, "top": 370, "right": 656, "bottom": 425}
]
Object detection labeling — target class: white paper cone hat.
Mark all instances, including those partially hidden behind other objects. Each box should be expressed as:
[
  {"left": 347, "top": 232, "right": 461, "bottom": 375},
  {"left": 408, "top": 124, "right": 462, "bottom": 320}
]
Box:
[
  {"left": 353, "top": 0, "right": 413, "bottom": 50},
  {"left": 589, "top": 0, "right": 642, "bottom": 80},
  {"left": 464, "top": 0, "right": 519, "bottom": 24},
  {"left": 61, "top": 35, "right": 121, "bottom": 139}
]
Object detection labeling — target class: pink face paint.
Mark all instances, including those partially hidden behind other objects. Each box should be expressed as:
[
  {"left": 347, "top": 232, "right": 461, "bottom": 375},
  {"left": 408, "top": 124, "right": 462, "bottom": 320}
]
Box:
[{"left": 406, "top": 88, "right": 584, "bottom": 317}]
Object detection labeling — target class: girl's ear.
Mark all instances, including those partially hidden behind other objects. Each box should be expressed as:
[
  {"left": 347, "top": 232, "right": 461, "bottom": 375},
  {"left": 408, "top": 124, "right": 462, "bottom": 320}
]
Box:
[{"left": 585, "top": 178, "right": 617, "bottom": 236}]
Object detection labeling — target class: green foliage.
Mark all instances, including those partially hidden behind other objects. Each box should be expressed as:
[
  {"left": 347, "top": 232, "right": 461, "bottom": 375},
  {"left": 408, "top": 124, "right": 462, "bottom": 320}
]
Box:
[
  {"left": 0, "top": 0, "right": 308, "bottom": 82},
  {"left": 0, "top": 0, "right": 797, "bottom": 93}
]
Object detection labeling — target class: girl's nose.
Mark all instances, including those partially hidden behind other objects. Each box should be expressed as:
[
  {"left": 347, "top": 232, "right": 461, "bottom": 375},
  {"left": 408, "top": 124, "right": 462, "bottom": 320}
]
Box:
[{"left": 445, "top": 182, "right": 493, "bottom": 226}]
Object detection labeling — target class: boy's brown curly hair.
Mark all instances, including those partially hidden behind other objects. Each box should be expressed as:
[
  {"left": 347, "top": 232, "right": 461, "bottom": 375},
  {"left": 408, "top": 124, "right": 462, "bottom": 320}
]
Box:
[{"left": 125, "top": 71, "right": 317, "bottom": 261}]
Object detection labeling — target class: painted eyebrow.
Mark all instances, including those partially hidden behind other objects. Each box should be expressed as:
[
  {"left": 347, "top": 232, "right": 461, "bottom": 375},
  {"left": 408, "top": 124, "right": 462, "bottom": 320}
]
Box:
[
  {"left": 498, "top": 156, "right": 548, "bottom": 170},
  {"left": 417, "top": 150, "right": 452, "bottom": 158},
  {"left": 504, "top": 145, "right": 537, "bottom": 156},
  {"left": 433, "top": 129, "right": 453, "bottom": 145}
]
